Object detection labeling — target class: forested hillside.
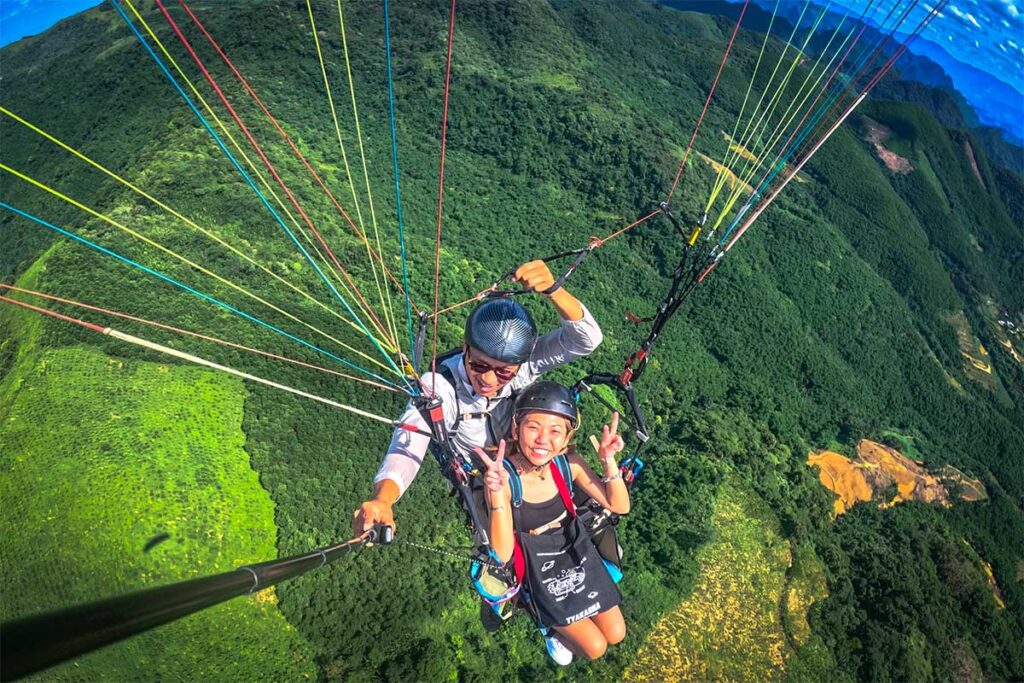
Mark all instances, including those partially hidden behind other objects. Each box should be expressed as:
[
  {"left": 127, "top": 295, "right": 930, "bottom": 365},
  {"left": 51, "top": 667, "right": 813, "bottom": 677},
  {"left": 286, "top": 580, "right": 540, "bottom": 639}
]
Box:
[{"left": 1, "top": 1, "right": 1022, "bottom": 681}]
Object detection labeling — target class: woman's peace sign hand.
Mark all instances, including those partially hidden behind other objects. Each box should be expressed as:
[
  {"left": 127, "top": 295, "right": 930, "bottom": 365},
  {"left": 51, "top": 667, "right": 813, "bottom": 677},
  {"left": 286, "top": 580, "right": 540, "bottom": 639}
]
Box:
[
  {"left": 475, "top": 439, "right": 509, "bottom": 495},
  {"left": 598, "top": 412, "right": 625, "bottom": 465}
]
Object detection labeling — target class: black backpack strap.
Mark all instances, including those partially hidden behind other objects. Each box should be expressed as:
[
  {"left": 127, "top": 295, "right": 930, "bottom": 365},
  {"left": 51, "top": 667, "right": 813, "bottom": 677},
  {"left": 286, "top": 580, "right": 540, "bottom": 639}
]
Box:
[{"left": 430, "top": 348, "right": 464, "bottom": 434}]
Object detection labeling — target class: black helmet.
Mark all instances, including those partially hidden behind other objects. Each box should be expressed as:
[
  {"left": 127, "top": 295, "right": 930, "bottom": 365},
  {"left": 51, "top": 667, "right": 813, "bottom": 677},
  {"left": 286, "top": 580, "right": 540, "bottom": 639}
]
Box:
[
  {"left": 464, "top": 298, "right": 537, "bottom": 364},
  {"left": 513, "top": 381, "right": 579, "bottom": 429}
]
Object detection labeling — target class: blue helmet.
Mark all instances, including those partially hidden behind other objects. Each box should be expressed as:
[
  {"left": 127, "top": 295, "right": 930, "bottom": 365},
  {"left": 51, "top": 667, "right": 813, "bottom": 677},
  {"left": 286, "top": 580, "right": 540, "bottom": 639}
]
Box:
[{"left": 464, "top": 298, "right": 537, "bottom": 364}]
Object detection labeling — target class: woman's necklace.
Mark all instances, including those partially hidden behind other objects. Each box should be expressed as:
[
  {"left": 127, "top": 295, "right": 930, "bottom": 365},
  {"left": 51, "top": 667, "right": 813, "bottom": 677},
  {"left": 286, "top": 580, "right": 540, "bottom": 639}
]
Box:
[{"left": 514, "top": 453, "right": 547, "bottom": 480}]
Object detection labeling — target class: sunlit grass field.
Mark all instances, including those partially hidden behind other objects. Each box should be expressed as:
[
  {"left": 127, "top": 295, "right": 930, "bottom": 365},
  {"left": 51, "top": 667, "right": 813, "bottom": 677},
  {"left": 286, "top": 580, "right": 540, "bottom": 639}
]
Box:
[{"left": 0, "top": 273, "right": 316, "bottom": 681}]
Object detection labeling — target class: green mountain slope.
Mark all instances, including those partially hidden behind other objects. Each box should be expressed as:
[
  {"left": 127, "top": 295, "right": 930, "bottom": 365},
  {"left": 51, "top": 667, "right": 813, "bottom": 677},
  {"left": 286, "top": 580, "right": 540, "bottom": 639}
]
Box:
[{"left": 1, "top": 1, "right": 1022, "bottom": 680}]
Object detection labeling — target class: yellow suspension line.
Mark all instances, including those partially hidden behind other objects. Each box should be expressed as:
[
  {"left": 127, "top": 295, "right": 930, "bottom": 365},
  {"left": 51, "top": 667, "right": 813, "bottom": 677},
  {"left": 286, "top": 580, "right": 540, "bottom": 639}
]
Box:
[
  {"left": 125, "top": 0, "right": 395, "bottom": 351},
  {"left": 729, "top": 10, "right": 854, "bottom": 205},
  {"left": 101, "top": 326, "right": 401, "bottom": 423},
  {"left": 337, "top": 0, "right": 400, "bottom": 356},
  {"left": 706, "top": 1, "right": 815, "bottom": 226},
  {"left": 306, "top": 0, "right": 365, "bottom": 246},
  {"left": 705, "top": 1, "right": 779, "bottom": 214},
  {"left": 711, "top": 17, "right": 827, "bottom": 230},
  {"left": 299, "top": 0, "right": 395, "bottom": 352},
  {"left": 714, "top": 5, "right": 846, "bottom": 230},
  {"left": 0, "top": 163, "right": 395, "bottom": 375},
  {"left": 0, "top": 106, "right": 350, "bottom": 331}
]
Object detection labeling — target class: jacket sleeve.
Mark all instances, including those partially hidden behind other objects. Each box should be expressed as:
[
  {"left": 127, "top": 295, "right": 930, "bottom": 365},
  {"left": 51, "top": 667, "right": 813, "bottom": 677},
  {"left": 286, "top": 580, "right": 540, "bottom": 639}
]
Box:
[
  {"left": 374, "top": 370, "right": 457, "bottom": 499},
  {"left": 520, "top": 303, "right": 603, "bottom": 380}
]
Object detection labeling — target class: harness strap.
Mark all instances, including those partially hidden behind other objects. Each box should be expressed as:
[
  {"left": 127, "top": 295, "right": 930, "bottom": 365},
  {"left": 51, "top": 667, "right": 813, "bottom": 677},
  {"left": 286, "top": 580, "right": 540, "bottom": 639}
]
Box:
[
  {"left": 527, "top": 510, "right": 568, "bottom": 536},
  {"left": 505, "top": 453, "right": 576, "bottom": 585},
  {"left": 503, "top": 458, "right": 522, "bottom": 506},
  {"left": 549, "top": 455, "right": 577, "bottom": 519}
]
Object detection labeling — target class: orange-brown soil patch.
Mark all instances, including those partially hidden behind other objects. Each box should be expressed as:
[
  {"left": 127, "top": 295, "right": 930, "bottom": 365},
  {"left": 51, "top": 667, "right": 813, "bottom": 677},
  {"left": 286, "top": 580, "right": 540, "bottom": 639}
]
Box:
[
  {"left": 864, "top": 118, "right": 913, "bottom": 174},
  {"left": 806, "top": 451, "right": 872, "bottom": 515},
  {"left": 807, "top": 440, "right": 986, "bottom": 515}
]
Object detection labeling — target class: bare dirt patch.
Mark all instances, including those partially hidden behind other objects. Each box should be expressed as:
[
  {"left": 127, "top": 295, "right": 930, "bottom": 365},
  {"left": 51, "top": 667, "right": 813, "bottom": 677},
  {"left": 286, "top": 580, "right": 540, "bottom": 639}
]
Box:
[
  {"left": 964, "top": 139, "right": 985, "bottom": 186},
  {"left": 723, "top": 132, "right": 759, "bottom": 163},
  {"left": 980, "top": 559, "right": 1006, "bottom": 609},
  {"left": 863, "top": 117, "right": 913, "bottom": 174},
  {"left": 951, "top": 640, "right": 985, "bottom": 683},
  {"left": 806, "top": 439, "right": 986, "bottom": 516}
]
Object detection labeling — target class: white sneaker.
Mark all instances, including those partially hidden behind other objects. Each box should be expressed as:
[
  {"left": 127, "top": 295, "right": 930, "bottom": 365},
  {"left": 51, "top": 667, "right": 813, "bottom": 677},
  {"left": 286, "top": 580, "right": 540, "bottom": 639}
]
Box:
[{"left": 545, "top": 636, "right": 573, "bottom": 666}]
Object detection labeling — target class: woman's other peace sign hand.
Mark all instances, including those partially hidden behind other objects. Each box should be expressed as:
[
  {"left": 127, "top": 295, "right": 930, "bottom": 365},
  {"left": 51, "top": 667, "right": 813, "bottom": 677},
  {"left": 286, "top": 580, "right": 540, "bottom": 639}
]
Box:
[{"left": 598, "top": 412, "right": 626, "bottom": 465}]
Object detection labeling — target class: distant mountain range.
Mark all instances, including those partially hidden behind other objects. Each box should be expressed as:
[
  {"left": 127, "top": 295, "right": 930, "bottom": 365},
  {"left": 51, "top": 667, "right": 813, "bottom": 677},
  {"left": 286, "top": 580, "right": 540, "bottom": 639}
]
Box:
[
  {"left": 659, "top": 0, "right": 1024, "bottom": 160},
  {"left": 899, "top": 35, "right": 1024, "bottom": 144}
]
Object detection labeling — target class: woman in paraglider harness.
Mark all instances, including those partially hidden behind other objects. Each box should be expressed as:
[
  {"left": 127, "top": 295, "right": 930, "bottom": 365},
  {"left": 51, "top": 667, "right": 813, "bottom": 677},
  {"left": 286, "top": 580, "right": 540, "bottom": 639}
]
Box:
[{"left": 474, "top": 381, "right": 630, "bottom": 665}]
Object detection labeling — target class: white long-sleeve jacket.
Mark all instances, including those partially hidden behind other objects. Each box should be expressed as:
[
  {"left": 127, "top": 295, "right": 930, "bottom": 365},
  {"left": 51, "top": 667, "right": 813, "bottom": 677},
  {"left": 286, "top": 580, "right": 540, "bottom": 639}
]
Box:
[{"left": 375, "top": 305, "right": 603, "bottom": 498}]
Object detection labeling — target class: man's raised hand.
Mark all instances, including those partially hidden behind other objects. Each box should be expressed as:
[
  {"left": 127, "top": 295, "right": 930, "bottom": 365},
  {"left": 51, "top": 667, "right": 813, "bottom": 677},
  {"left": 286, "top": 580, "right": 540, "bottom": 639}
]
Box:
[{"left": 513, "top": 260, "right": 557, "bottom": 295}]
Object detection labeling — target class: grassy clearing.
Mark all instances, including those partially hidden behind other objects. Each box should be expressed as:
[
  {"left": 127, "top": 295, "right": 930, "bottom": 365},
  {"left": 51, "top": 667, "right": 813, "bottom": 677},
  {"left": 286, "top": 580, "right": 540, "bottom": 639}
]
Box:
[
  {"left": 0, "top": 295, "right": 315, "bottom": 680},
  {"left": 626, "top": 482, "right": 804, "bottom": 682}
]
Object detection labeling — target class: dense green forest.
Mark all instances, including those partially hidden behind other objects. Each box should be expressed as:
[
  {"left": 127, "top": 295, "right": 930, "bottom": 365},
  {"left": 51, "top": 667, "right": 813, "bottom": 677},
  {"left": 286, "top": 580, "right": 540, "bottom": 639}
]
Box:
[{"left": 1, "top": 1, "right": 1022, "bottom": 681}]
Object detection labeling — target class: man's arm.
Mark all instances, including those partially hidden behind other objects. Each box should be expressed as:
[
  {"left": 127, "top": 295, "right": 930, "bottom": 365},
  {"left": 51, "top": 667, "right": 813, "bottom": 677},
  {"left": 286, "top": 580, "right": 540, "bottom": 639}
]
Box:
[
  {"left": 352, "top": 371, "right": 456, "bottom": 535},
  {"left": 512, "top": 259, "right": 603, "bottom": 380},
  {"left": 514, "top": 260, "right": 584, "bottom": 321}
]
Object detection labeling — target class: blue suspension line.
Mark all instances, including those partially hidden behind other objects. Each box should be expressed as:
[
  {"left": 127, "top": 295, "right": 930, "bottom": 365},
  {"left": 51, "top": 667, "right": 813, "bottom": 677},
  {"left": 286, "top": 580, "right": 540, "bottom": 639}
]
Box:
[
  {"left": 109, "top": 0, "right": 413, "bottom": 391},
  {"left": 0, "top": 201, "right": 407, "bottom": 393},
  {"left": 719, "top": 0, "right": 916, "bottom": 245}
]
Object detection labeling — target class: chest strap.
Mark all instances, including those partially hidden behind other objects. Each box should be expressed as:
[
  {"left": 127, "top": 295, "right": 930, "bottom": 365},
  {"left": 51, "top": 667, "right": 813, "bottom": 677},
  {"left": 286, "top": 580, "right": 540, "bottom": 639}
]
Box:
[{"left": 504, "top": 452, "right": 575, "bottom": 584}]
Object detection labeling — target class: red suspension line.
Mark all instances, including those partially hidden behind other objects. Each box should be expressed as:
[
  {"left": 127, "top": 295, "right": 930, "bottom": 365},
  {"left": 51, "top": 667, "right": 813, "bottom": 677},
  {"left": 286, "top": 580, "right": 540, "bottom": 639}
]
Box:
[
  {"left": 423, "top": 1, "right": 757, "bottom": 321},
  {"left": 726, "top": 1, "right": 946, "bottom": 252},
  {"left": 0, "top": 294, "right": 106, "bottom": 333},
  {"left": 430, "top": 0, "right": 457, "bottom": 390},
  {"left": 788, "top": 0, "right": 924, "bottom": 168},
  {"left": 665, "top": 0, "right": 751, "bottom": 204},
  {"left": 1, "top": 292, "right": 401, "bottom": 421},
  {"left": 742, "top": 19, "right": 873, "bottom": 215},
  {"left": 152, "top": 0, "right": 395, "bottom": 349},
  {"left": 1, "top": 285, "right": 399, "bottom": 392},
  {"left": 593, "top": 208, "right": 663, "bottom": 247},
  {"left": 174, "top": 0, "right": 415, "bottom": 310}
]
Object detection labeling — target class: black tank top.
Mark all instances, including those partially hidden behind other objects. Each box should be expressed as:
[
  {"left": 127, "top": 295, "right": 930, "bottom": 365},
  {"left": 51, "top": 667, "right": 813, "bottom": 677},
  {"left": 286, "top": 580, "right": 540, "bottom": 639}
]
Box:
[{"left": 517, "top": 494, "right": 566, "bottom": 534}]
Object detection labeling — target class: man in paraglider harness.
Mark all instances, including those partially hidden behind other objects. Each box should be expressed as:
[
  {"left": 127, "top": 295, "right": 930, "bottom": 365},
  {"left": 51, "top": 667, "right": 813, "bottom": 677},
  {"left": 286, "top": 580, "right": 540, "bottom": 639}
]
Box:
[{"left": 351, "top": 260, "right": 604, "bottom": 623}]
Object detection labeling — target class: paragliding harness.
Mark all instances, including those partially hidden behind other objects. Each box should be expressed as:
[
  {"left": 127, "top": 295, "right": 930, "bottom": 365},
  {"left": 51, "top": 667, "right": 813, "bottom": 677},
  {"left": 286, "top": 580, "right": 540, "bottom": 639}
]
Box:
[
  {"left": 410, "top": 348, "right": 523, "bottom": 616},
  {"left": 409, "top": 348, "right": 629, "bottom": 626},
  {"left": 413, "top": 202, "right": 709, "bottom": 622}
]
